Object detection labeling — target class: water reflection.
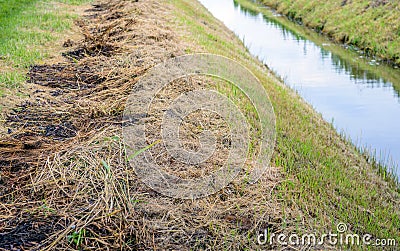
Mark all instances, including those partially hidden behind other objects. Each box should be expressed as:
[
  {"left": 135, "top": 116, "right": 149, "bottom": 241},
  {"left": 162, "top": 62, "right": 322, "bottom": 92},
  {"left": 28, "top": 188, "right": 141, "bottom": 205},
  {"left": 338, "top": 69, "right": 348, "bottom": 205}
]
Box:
[
  {"left": 234, "top": 0, "right": 400, "bottom": 98},
  {"left": 199, "top": 0, "right": 400, "bottom": 178}
]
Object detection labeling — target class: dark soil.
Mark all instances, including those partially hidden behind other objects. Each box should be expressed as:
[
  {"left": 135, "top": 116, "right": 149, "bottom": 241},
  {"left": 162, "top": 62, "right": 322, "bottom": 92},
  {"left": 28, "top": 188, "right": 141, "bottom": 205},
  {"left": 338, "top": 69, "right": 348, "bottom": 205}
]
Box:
[
  {"left": 0, "top": 215, "right": 64, "bottom": 250},
  {"left": 28, "top": 64, "right": 106, "bottom": 89},
  {"left": 0, "top": 0, "right": 183, "bottom": 249}
]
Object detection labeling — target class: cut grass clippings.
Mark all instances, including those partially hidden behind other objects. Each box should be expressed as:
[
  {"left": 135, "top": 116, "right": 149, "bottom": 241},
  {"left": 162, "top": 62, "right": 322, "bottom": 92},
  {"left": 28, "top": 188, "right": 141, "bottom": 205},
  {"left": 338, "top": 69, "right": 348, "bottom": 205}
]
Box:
[
  {"left": 172, "top": 0, "right": 399, "bottom": 249},
  {"left": 0, "top": 0, "right": 399, "bottom": 250}
]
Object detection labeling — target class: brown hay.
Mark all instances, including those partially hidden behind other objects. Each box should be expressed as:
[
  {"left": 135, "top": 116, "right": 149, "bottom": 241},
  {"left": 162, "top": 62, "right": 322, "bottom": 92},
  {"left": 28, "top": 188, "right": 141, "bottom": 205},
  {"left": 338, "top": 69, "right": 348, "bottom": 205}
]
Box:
[{"left": 0, "top": 0, "right": 286, "bottom": 250}]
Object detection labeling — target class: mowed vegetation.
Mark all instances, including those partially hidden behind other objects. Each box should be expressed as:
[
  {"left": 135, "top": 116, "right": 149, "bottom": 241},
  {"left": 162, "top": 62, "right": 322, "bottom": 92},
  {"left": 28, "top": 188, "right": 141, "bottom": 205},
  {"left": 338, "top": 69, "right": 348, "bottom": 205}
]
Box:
[
  {"left": 259, "top": 0, "right": 400, "bottom": 65},
  {"left": 171, "top": 0, "right": 399, "bottom": 248},
  {"left": 0, "top": 0, "right": 90, "bottom": 99},
  {"left": 0, "top": 0, "right": 399, "bottom": 249}
]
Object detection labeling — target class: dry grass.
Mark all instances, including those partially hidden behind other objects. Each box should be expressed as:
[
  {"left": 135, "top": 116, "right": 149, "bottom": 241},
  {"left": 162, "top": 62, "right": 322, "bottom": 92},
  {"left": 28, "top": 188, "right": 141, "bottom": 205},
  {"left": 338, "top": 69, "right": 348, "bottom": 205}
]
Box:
[
  {"left": 0, "top": 0, "right": 398, "bottom": 250},
  {"left": 0, "top": 0, "right": 284, "bottom": 249}
]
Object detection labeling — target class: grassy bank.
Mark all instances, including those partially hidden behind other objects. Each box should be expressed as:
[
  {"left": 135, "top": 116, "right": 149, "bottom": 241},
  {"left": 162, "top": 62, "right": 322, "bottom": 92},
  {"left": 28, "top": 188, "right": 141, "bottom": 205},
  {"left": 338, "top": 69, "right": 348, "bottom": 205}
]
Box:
[
  {"left": 225, "top": 0, "right": 400, "bottom": 181},
  {"left": 258, "top": 0, "right": 400, "bottom": 65},
  {"left": 0, "top": 0, "right": 91, "bottom": 101},
  {"left": 236, "top": 0, "right": 400, "bottom": 97},
  {"left": 0, "top": 0, "right": 399, "bottom": 250},
  {"left": 234, "top": 0, "right": 400, "bottom": 178},
  {"left": 172, "top": 0, "right": 400, "bottom": 248}
]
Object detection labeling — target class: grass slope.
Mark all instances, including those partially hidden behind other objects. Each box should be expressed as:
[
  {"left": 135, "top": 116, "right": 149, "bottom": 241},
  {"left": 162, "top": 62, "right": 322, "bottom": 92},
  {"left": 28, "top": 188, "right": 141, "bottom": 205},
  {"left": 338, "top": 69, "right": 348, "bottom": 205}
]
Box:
[
  {"left": 259, "top": 0, "right": 400, "bottom": 65},
  {"left": 0, "top": 0, "right": 398, "bottom": 249},
  {"left": 236, "top": 0, "right": 400, "bottom": 96},
  {"left": 0, "top": 0, "right": 91, "bottom": 99},
  {"left": 172, "top": 0, "right": 399, "bottom": 248}
]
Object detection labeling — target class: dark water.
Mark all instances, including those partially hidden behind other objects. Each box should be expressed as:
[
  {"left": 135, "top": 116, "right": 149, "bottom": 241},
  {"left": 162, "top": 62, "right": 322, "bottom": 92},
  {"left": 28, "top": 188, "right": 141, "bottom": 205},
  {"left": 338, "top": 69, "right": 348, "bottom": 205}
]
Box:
[{"left": 199, "top": 0, "right": 400, "bottom": 179}]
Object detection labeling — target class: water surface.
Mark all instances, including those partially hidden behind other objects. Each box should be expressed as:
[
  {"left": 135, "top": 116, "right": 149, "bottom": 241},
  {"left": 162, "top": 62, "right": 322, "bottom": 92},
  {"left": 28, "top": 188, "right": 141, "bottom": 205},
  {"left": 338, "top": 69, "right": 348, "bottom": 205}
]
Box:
[{"left": 199, "top": 0, "right": 400, "bottom": 178}]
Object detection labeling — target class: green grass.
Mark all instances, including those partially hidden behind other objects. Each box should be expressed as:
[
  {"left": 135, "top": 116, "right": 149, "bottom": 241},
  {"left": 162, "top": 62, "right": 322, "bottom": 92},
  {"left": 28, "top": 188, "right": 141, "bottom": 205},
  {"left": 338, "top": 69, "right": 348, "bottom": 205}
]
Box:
[
  {"left": 235, "top": 0, "right": 399, "bottom": 187},
  {"left": 0, "top": 0, "right": 92, "bottom": 98},
  {"left": 234, "top": 0, "right": 400, "bottom": 96},
  {"left": 1, "top": 0, "right": 397, "bottom": 248},
  {"left": 170, "top": 0, "right": 400, "bottom": 249},
  {"left": 259, "top": 0, "right": 400, "bottom": 65}
]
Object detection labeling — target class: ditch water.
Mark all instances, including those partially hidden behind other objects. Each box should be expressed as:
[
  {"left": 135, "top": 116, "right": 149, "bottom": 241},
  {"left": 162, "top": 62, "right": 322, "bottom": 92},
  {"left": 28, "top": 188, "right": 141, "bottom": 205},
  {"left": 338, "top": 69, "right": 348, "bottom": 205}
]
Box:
[{"left": 198, "top": 0, "right": 400, "bottom": 179}]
